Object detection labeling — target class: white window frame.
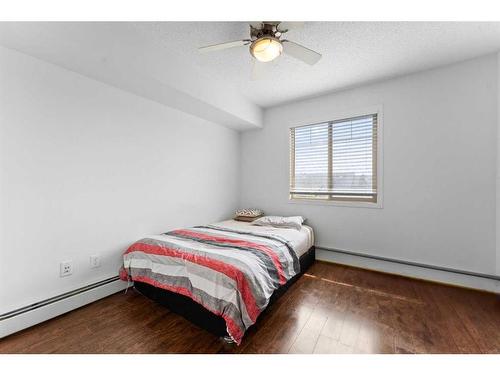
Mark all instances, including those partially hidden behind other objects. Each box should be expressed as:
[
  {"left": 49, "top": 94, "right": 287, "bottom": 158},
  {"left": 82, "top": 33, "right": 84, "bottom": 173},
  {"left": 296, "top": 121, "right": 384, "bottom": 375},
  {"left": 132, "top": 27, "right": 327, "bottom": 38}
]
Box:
[{"left": 288, "top": 105, "right": 383, "bottom": 209}]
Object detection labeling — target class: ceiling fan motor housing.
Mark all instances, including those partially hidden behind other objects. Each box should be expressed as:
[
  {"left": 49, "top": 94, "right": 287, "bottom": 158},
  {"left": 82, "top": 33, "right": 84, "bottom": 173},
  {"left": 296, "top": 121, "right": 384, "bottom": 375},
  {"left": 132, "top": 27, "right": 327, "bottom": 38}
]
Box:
[{"left": 250, "top": 22, "right": 284, "bottom": 40}]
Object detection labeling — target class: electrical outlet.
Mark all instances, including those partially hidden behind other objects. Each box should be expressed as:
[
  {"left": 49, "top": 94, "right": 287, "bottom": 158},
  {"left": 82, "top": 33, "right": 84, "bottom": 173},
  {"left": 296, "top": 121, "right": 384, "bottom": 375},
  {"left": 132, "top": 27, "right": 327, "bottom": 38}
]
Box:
[
  {"left": 60, "top": 261, "right": 73, "bottom": 277},
  {"left": 90, "top": 255, "right": 100, "bottom": 268}
]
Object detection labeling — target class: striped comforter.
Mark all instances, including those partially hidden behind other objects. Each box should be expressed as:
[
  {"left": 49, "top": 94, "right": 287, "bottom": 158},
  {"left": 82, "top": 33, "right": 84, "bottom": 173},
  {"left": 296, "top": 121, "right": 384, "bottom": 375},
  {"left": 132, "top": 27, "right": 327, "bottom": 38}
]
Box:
[{"left": 120, "top": 225, "right": 300, "bottom": 344}]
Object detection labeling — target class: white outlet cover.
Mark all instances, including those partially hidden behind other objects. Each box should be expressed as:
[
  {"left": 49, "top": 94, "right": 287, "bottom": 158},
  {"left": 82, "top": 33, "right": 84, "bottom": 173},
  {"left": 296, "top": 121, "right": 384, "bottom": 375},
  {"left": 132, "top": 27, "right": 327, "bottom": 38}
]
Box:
[{"left": 60, "top": 261, "right": 73, "bottom": 277}]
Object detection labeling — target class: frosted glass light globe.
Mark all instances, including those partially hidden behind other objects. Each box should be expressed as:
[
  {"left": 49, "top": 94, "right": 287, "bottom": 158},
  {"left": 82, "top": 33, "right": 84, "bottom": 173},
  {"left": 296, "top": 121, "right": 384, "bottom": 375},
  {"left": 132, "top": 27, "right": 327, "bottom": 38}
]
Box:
[{"left": 250, "top": 37, "right": 283, "bottom": 62}]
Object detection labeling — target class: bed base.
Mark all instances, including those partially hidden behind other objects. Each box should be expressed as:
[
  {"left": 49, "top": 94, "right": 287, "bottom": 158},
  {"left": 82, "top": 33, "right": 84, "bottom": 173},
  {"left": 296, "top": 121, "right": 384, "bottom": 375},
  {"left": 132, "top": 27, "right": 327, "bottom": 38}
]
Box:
[{"left": 133, "top": 246, "right": 315, "bottom": 339}]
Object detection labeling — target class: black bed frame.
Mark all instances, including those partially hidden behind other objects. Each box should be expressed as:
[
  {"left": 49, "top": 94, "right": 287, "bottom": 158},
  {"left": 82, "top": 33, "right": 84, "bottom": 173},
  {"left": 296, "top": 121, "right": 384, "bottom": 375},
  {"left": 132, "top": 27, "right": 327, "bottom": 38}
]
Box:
[{"left": 134, "top": 246, "right": 315, "bottom": 339}]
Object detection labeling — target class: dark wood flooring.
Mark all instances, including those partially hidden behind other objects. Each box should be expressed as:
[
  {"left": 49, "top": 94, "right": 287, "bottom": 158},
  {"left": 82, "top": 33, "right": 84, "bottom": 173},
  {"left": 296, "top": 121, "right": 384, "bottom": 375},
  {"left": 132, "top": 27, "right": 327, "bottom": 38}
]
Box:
[{"left": 0, "top": 261, "right": 499, "bottom": 354}]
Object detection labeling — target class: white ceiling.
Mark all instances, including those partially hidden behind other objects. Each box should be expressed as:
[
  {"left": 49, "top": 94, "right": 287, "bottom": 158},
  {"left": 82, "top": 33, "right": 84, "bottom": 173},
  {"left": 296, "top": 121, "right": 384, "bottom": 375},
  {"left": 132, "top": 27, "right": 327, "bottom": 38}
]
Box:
[
  {"left": 0, "top": 22, "right": 263, "bottom": 129},
  {"left": 144, "top": 21, "right": 500, "bottom": 107},
  {"left": 1, "top": 22, "right": 500, "bottom": 127}
]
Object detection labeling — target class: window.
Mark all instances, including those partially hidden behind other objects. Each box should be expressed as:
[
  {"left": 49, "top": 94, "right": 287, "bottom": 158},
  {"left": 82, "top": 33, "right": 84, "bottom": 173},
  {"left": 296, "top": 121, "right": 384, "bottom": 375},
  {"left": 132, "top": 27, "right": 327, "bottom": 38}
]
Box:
[{"left": 290, "top": 113, "right": 378, "bottom": 203}]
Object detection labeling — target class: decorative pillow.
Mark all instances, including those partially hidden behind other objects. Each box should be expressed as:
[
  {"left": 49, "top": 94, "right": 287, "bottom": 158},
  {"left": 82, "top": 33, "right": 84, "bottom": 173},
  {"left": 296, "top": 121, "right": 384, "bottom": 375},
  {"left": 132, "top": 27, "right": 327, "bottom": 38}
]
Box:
[
  {"left": 252, "top": 216, "right": 305, "bottom": 231},
  {"left": 235, "top": 208, "right": 264, "bottom": 218},
  {"left": 234, "top": 215, "right": 263, "bottom": 222}
]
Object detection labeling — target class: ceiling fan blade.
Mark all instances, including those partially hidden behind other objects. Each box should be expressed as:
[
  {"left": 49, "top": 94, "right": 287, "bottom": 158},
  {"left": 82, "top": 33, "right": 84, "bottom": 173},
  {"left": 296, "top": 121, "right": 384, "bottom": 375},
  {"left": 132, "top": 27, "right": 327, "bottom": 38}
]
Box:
[
  {"left": 282, "top": 40, "right": 322, "bottom": 65},
  {"left": 251, "top": 60, "right": 268, "bottom": 81},
  {"left": 198, "top": 40, "right": 250, "bottom": 53},
  {"left": 277, "top": 22, "right": 304, "bottom": 32}
]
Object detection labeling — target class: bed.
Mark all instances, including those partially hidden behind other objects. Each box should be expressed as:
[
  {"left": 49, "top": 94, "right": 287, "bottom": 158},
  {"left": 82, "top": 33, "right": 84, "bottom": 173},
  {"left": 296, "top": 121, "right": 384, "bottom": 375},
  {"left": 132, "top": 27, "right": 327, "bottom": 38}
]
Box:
[{"left": 120, "top": 219, "right": 315, "bottom": 344}]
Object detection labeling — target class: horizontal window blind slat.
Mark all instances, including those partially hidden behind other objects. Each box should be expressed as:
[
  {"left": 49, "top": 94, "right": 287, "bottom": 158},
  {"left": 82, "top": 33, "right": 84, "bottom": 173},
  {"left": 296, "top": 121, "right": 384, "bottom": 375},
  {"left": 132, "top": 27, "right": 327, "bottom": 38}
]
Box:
[{"left": 290, "top": 191, "right": 377, "bottom": 196}]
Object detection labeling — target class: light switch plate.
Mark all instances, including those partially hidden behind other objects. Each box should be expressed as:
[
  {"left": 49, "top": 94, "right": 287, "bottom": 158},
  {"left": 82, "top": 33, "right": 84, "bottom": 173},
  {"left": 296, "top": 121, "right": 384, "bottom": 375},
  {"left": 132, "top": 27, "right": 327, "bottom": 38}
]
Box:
[{"left": 90, "top": 255, "right": 100, "bottom": 268}]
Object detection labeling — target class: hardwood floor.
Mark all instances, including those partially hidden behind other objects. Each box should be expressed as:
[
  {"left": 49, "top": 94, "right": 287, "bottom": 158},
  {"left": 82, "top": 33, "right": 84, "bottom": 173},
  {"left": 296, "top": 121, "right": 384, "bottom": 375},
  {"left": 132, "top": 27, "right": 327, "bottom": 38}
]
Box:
[{"left": 1, "top": 261, "right": 499, "bottom": 354}]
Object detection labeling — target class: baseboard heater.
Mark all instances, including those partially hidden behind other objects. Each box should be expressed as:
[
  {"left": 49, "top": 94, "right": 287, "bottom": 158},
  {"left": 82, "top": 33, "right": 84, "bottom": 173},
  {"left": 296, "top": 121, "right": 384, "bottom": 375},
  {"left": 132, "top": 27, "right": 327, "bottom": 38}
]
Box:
[
  {"left": 0, "top": 276, "right": 127, "bottom": 338},
  {"left": 316, "top": 246, "right": 500, "bottom": 293}
]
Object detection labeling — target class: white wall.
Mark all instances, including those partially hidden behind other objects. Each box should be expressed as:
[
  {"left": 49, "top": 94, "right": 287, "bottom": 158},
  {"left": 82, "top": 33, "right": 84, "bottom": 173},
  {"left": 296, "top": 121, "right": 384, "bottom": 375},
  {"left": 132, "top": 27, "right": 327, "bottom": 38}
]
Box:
[
  {"left": 241, "top": 54, "right": 498, "bottom": 276},
  {"left": 0, "top": 46, "right": 240, "bottom": 314},
  {"left": 497, "top": 51, "right": 500, "bottom": 277}
]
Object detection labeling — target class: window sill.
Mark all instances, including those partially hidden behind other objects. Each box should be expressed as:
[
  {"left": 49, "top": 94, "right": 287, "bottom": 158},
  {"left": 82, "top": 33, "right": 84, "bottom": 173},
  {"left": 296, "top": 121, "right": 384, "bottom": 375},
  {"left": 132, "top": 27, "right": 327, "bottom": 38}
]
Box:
[{"left": 288, "top": 197, "right": 383, "bottom": 209}]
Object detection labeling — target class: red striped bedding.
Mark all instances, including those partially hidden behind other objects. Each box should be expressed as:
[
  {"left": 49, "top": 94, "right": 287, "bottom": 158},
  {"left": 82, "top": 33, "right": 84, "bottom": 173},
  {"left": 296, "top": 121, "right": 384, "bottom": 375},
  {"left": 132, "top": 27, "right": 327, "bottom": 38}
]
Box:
[{"left": 120, "top": 224, "right": 300, "bottom": 344}]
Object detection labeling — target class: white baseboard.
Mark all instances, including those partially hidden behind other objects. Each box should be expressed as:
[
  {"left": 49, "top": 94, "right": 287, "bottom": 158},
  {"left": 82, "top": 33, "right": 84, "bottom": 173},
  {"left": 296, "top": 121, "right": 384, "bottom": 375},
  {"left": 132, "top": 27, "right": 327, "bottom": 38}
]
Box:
[
  {"left": 0, "top": 278, "right": 128, "bottom": 339},
  {"left": 316, "top": 248, "right": 500, "bottom": 294}
]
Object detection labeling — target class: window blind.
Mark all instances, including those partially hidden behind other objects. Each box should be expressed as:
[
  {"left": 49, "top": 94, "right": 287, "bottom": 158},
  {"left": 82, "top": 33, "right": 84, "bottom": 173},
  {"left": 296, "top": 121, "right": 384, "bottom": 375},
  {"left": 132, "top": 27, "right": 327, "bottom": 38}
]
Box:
[{"left": 290, "top": 114, "right": 377, "bottom": 202}]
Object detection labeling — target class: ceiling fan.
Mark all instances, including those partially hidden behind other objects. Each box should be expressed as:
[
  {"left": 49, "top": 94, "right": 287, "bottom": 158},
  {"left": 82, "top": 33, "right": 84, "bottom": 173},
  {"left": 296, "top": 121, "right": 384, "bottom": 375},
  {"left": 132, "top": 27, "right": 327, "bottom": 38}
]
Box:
[{"left": 198, "top": 22, "right": 322, "bottom": 72}]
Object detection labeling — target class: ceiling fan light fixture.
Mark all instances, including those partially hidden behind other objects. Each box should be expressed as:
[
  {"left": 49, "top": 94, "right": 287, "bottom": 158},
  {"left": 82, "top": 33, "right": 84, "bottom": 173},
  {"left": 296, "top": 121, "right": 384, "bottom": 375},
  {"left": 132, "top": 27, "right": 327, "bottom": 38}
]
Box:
[{"left": 250, "top": 37, "right": 283, "bottom": 62}]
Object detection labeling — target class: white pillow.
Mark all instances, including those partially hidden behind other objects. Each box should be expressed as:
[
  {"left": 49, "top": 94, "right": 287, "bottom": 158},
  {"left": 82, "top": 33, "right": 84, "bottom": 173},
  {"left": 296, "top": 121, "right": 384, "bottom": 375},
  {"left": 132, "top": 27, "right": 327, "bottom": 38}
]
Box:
[{"left": 252, "top": 216, "right": 305, "bottom": 231}]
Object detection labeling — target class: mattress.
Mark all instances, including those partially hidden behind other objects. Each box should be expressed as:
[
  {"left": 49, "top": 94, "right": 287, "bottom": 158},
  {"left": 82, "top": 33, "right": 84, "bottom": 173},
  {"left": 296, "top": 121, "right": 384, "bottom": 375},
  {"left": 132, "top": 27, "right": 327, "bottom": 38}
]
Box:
[{"left": 213, "top": 219, "right": 314, "bottom": 257}]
